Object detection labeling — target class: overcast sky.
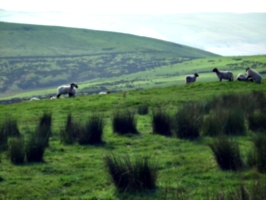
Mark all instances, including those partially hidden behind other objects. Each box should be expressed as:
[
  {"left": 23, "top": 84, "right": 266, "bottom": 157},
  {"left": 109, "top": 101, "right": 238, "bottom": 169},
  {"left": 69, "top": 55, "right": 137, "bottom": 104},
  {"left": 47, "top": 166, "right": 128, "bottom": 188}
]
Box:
[{"left": 1, "top": 0, "right": 266, "bottom": 14}]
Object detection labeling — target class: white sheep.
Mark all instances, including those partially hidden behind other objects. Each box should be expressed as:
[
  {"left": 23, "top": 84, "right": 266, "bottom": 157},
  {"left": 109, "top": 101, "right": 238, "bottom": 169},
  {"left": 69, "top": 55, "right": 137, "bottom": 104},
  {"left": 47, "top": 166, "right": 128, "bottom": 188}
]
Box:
[
  {"left": 57, "top": 83, "right": 78, "bottom": 98},
  {"left": 49, "top": 96, "right": 57, "bottom": 99},
  {"left": 212, "top": 68, "right": 233, "bottom": 81},
  {"left": 246, "top": 67, "right": 262, "bottom": 83},
  {"left": 185, "top": 73, "right": 199, "bottom": 84},
  {"left": 98, "top": 91, "right": 111, "bottom": 95},
  {"left": 30, "top": 97, "right": 40, "bottom": 101},
  {"left": 236, "top": 73, "right": 253, "bottom": 82}
]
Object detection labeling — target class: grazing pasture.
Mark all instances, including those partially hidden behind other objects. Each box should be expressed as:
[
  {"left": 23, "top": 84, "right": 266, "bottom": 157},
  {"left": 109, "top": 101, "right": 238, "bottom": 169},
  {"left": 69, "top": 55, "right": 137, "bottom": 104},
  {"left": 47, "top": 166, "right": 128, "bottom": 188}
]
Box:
[{"left": 1, "top": 81, "right": 266, "bottom": 199}]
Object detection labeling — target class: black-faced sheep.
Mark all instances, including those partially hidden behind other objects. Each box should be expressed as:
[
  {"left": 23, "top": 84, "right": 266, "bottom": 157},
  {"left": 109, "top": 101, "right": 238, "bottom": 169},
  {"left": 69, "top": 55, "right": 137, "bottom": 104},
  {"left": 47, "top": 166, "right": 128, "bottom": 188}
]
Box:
[
  {"left": 246, "top": 67, "right": 262, "bottom": 83},
  {"left": 57, "top": 83, "right": 78, "bottom": 98},
  {"left": 236, "top": 73, "right": 253, "bottom": 82},
  {"left": 185, "top": 73, "right": 199, "bottom": 84},
  {"left": 212, "top": 68, "right": 233, "bottom": 81}
]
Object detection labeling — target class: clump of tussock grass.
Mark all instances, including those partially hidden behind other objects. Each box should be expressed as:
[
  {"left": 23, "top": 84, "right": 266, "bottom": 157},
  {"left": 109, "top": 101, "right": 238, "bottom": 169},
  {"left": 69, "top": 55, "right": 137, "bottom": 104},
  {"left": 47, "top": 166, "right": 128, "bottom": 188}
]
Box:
[
  {"left": 202, "top": 107, "right": 246, "bottom": 136},
  {"left": 215, "top": 178, "right": 266, "bottom": 200},
  {"left": 25, "top": 134, "right": 46, "bottom": 162},
  {"left": 77, "top": 114, "right": 104, "bottom": 145},
  {"left": 112, "top": 109, "right": 138, "bottom": 135},
  {"left": 247, "top": 110, "right": 266, "bottom": 132},
  {"left": 35, "top": 112, "right": 52, "bottom": 147},
  {"left": 209, "top": 135, "right": 243, "bottom": 171},
  {"left": 173, "top": 102, "right": 203, "bottom": 140},
  {"left": 104, "top": 154, "right": 157, "bottom": 192},
  {"left": 8, "top": 137, "right": 25, "bottom": 165},
  {"left": 137, "top": 104, "right": 149, "bottom": 115},
  {"left": 0, "top": 117, "right": 20, "bottom": 151},
  {"left": 60, "top": 113, "right": 80, "bottom": 144},
  {"left": 151, "top": 108, "right": 172, "bottom": 136},
  {"left": 250, "top": 134, "right": 266, "bottom": 173}
]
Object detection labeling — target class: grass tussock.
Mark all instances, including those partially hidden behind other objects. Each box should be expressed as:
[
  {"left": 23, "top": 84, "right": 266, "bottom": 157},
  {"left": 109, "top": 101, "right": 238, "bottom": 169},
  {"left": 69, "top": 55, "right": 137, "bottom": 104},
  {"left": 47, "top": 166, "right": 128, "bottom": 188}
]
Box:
[
  {"left": 36, "top": 112, "right": 52, "bottom": 147},
  {"left": 8, "top": 137, "right": 25, "bottom": 165},
  {"left": 60, "top": 113, "right": 80, "bottom": 144},
  {"left": 77, "top": 114, "right": 104, "bottom": 145},
  {"left": 252, "top": 134, "right": 266, "bottom": 173},
  {"left": 151, "top": 108, "right": 172, "bottom": 136},
  {"left": 247, "top": 110, "right": 266, "bottom": 132},
  {"left": 104, "top": 154, "right": 157, "bottom": 192},
  {"left": 202, "top": 107, "right": 246, "bottom": 136},
  {"left": 0, "top": 117, "right": 20, "bottom": 151},
  {"left": 112, "top": 110, "right": 138, "bottom": 135},
  {"left": 174, "top": 103, "right": 203, "bottom": 140},
  {"left": 209, "top": 135, "right": 243, "bottom": 171},
  {"left": 137, "top": 104, "right": 149, "bottom": 115}
]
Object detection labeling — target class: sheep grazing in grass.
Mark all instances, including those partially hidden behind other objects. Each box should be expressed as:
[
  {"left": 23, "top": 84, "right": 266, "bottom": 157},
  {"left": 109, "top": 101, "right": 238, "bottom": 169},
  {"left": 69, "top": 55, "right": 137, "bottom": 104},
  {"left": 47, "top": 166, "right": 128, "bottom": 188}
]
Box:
[
  {"left": 212, "top": 68, "right": 234, "bottom": 81},
  {"left": 236, "top": 73, "right": 253, "bottom": 82},
  {"left": 246, "top": 67, "right": 262, "bottom": 83},
  {"left": 30, "top": 97, "right": 40, "bottom": 101},
  {"left": 57, "top": 83, "right": 78, "bottom": 98},
  {"left": 99, "top": 91, "right": 110, "bottom": 95},
  {"left": 185, "top": 73, "right": 199, "bottom": 84}
]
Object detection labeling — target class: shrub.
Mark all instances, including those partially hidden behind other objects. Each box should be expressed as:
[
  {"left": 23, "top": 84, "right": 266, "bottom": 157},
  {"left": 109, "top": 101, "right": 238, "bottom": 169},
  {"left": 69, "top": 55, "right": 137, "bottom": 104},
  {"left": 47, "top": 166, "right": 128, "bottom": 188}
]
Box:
[
  {"left": 202, "top": 107, "right": 245, "bottom": 136},
  {"left": 151, "top": 109, "right": 172, "bottom": 136},
  {"left": 77, "top": 114, "right": 104, "bottom": 145},
  {"left": 137, "top": 105, "right": 149, "bottom": 115},
  {"left": 209, "top": 135, "right": 243, "bottom": 171},
  {"left": 247, "top": 110, "right": 266, "bottom": 132},
  {"left": 0, "top": 117, "right": 20, "bottom": 151},
  {"left": 25, "top": 130, "right": 46, "bottom": 162},
  {"left": 173, "top": 103, "right": 203, "bottom": 140},
  {"left": 8, "top": 137, "right": 25, "bottom": 165},
  {"left": 36, "top": 112, "right": 52, "bottom": 147},
  {"left": 104, "top": 154, "right": 157, "bottom": 192},
  {"left": 60, "top": 113, "right": 80, "bottom": 144},
  {"left": 112, "top": 110, "right": 138, "bottom": 135}
]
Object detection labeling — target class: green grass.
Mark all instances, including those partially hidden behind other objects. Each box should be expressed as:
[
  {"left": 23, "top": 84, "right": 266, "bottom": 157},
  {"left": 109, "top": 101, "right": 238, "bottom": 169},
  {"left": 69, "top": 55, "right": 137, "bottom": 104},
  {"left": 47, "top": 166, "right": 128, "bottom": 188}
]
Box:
[{"left": 0, "top": 81, "right": 266, "bottom": 199}]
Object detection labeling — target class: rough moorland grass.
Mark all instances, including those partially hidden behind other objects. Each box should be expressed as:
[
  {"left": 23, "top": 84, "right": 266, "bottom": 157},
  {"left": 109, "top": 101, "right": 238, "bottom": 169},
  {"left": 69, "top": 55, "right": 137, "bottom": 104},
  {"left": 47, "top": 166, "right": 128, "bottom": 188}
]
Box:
[
  {"left": 36, "top": 112, "right": 52, "bottom": 147},
  {"left": 60, "top": 113, "right": 79, "bottom": 144},
  {"left": 112, "top": 109, "right": 138, "bottom": 135},
  {"left": 252, "top": 134, "right": 266, "bottom": 173},
  {"left": 202, "top": 107, "right": 246, "bottom": 136},
  {"left": 0, "top": 117, "right": 20, "bottom": 151},
  {"left": 151, "top": 108, "right": 172, "bottom": 136},
  {"left": 77, "top": 114, "right": 104, "bottom": 145},
  {"left": 247, "top": 110, "right": 266, "bottom": 132},
  {"left": 104, "top": 154, "right": 158, "bottom": 192},
  {"left": 8, "top": 136, "right": 25, "bottom": 165},
  {"left": 137, "top": 104, "right": 149, "bottom": 115},
  {"left": 174, "top": 102, "right": 203, "bottom": 140},
  {"left": 209, "top": 135, "right": 243, "bottom": 171}
]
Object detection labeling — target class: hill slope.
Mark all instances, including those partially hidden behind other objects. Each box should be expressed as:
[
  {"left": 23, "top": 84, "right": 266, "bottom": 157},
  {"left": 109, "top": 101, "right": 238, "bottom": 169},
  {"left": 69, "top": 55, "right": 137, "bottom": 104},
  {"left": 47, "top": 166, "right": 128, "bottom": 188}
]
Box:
[{"left": 0, "top": 22, "right": 218, "bottom": 95}]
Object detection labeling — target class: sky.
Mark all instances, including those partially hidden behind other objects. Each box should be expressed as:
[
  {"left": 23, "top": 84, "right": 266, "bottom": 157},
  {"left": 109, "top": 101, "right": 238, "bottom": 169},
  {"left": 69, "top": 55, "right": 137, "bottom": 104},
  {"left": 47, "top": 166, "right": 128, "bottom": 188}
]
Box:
[{"left": 1, "top": 0, "right": 266, "bottom": 14}]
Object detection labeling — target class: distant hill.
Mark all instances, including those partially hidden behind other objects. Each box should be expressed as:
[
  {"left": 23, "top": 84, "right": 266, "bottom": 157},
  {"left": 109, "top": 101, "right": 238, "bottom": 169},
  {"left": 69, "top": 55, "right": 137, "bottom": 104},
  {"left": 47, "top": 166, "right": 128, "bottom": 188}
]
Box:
[{"left": 0, "top": 22, "right": 218, "bottom": 95}]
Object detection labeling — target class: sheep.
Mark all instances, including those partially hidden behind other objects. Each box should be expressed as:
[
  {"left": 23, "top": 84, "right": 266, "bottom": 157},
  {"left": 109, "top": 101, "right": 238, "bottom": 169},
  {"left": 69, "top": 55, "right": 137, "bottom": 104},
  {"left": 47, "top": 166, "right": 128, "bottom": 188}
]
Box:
[
  {"left": 98, "top": 91, "right": 110, "bottom": 95},
  {"left": 57, "top": 83, "right": 78, "bottom": 98},
  {"left": 212, "top": 68, "right": 233, "bottom": 81},
  {"left": 246, "top": 67, "right": 262, "bottom": 83},
  {"left": 30, "top": 97, "right": 40, "bottom": 101},
  {"left": 236, "top": 73, "right": 253, "bottom": 82},
  {"left": 185, "top": 73, "right": 199, "bottom": 84},
  {"left": 49, "top": 95, "right": 57, "bottom": 99}
]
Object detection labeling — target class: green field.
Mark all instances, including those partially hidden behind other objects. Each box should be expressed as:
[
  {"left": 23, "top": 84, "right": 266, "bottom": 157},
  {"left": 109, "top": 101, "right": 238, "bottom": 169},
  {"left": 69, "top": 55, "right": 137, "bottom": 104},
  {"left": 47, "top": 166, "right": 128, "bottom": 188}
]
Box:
[{"left": 1, "top": 81, "right": 266, "bottom": 199}]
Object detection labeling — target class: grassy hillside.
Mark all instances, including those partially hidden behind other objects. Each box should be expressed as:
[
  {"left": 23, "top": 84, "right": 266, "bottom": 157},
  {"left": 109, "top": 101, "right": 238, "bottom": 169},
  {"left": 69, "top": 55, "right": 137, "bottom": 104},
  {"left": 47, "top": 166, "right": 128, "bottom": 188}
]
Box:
[
  {"left": 0, "top": 22, "right": 219, "bottom": 96},
  {"left": 1, "top": 54, "right": 265, "bottom": 101},
  {"left": 0, "top": 81, "right": 266, "bottom": 199}
]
